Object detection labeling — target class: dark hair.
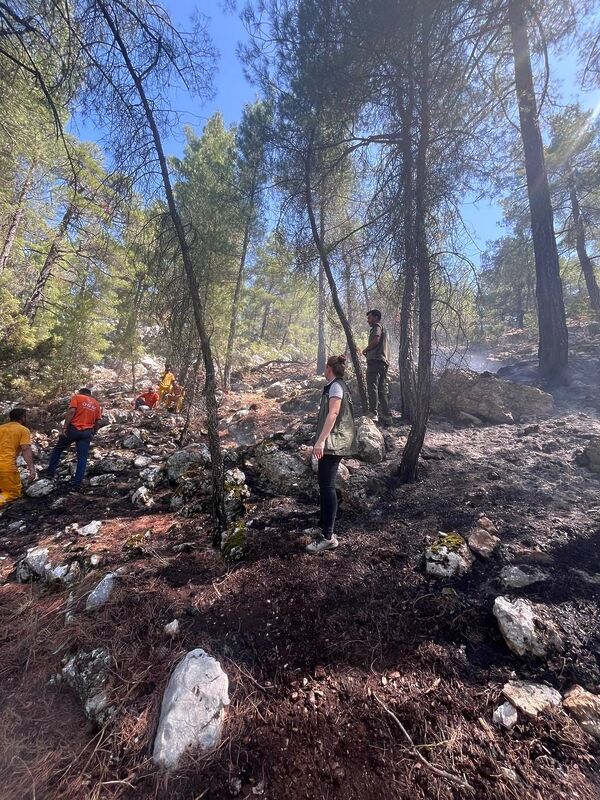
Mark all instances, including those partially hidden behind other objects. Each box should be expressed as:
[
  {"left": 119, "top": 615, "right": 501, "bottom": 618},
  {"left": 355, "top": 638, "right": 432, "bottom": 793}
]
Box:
[
  {"left": 367, "top": 309, "right": 382, "bottom": 322},
  {"left": 9, "top": 407, "right": 27, "bottom": 423},
  {"left": 79, "top": 387, "right": 92, "bottom": 396},
  {"left": 326, "top": 354, "right": 346, "bottom": 378},
  {"left": 165, "top": 364, "right": 172, "bottom": 370}
]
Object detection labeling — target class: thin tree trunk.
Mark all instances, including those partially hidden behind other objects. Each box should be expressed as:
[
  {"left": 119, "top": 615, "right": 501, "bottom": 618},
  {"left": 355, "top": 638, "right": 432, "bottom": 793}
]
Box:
[
  {"left": 398, "top": 66, "right": 417, "bottom": 423},
  {"left": 508, "top": 0, "right": 568, "bottom": 382},
  {"left": 317, "top": 259, "right": 326, "bottom": 372},
  {"left": 305, "top": 142, "right": 368, "bottom": 412},
  {"left": 22, "top": 203, "right": 75, "bottom": 323},
  {"left": 0, "top": 165, "right": 33, "bottom": 274},
  {"left": 399, "top": 33, "right": 432, "bottom": 483},
  {"left": 224, "top": 184, "right": 256, "bottom": 390},
  {"left": 569, "top": 182, "right": 600, "bottom": 313},
  {"left": 97, "top": 0, "right": 226, "bottom": 538}
]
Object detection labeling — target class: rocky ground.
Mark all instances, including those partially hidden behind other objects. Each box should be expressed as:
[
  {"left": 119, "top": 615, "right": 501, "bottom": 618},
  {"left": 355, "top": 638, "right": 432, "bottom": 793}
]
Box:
[{"left": 1, "top": 344, "right": 600, "bottom": 800}]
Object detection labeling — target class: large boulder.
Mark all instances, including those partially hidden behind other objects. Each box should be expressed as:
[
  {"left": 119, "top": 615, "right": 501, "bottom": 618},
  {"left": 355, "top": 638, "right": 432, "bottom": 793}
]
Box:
[
  {"left": 153, "top": 649, "right": 229, "bottom": 770},
  {"left": 265, "top": 381, "right": 290, "bottom": 399},
  {"left": 356, "top": 417, "right": 385, "bottom": 464},
  {"left": 432, "top": 369, "right": 553, "bottom": 424},
  {"left": 25, "top": 479, "right": 55, "bottom": 498},
  {"left": 493, "top": 596, "right": 564, "bottom": 658},
  {"left": 253, "top": 442, "right": 313, "bottom": 496},
  {"left": 167, "top": 445, "right": 211, "bottom": 481}
]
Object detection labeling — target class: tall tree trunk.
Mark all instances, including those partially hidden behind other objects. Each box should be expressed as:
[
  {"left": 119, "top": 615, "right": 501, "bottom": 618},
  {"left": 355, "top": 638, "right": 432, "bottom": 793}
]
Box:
[
  {"left": 97, "top": 0, "right": 226, "bottom": 538},
  {"left": 399, "top": 34, "right": 432, "bottom": 483},
  {"left": 569, "top": 182, "right": 600, "bottom": 313},
  {"left": 0, "top": 165, "right": 34, "bottom": 273},
  {"left": 22, "top": 203, "right": 75, "bottom": 323},
  {"left": 398, "top": 67, "right": 417, "bottom": 423},
  {"left": 317, "top": 259, "right": 326, "bottom": 372},
  {"left": 224, "top": 207, "right": 253, "bottom": 390},
  {"left": 305, "top": 143, "right": 368, "bottom": 412},
  {"left": 508, "top": 0, "right": 568, "bottom": 382}
]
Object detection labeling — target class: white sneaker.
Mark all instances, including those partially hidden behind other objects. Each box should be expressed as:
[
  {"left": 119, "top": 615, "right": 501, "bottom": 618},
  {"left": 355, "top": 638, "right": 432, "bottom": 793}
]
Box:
[{"left": 306, "top": 535, "right": 339, "bottom": 554}]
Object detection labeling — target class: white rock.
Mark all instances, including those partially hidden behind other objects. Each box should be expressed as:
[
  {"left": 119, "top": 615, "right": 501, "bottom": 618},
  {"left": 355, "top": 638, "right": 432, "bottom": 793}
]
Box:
[
  {"left": 425, "top": 533, "right": 474, "bottom": 578},
  {"left": 90, "top": 554, "right": 102, "bottom": 567},
  {"left": 500, "top": 565, "right": 549, "bottom": 589},
  {"left": 86, "top": 573, "right": 116, "bottom": 611},
  {"left": 16, "top": 547, "right": 50, "bottom": 581},
  {"left": 563, "top": 684, "right": 600, "bottom": 740},
  {"left": 153, "top": 648, "right": 229, "bottom": 770},
  {"left": 265, "top": 381, "right": 289, "bottom": 399},
  {"left": 140, "top": 466, "right": 163, "bottom": 486},
  {"left": 356, "top": 417, "right": 385, "bottom": 464},
  {"left": 79, "top": 520, "right": 103, "bottom": 537},
  {"left": 25, "top": 479, "right": 55, "bottom": 498},
  {"left": 134, "top": 455, "right": 152, "bottom": 468},
  {"left": 493, "top": 596, "right": 563, "bottom": 658},
  {"left": 502, "top": 680, "right": 562, "bottom": 717},
  {"left": 164, "top": 620, "right": 180, "bottom": 637},
  {"left": 493, "top": 701, "right": 518, "bottom": 729},
  {"left": 132, "top": 485, "right": 154, "bottom": 508}
]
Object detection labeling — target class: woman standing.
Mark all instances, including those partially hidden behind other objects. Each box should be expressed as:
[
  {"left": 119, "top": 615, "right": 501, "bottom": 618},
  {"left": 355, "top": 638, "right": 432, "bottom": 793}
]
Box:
[{"left": 307, "top": 354, "right": 357, "bottom": 554}]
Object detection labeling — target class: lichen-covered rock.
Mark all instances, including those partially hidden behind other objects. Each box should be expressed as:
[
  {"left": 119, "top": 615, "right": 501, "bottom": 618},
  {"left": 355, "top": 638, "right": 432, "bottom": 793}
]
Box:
[
  {"left": 432, "top": 369, "right": 553, "bottom": 424},
  {"left": 89, "top": 473, "right": 117, "bottom": 487},
  {"left": 61, "top": 648, "right": 113, "bottom": 726},
  {"left": 355, "top": 417, "right": 385, "bottom": 464},
  {"left": 499, "top": 565, "right": 549, "bottom": 589},
  {"left": 253, "top": 442, "right": 313, "bottom": 496},
  {"left": 153, "top": 648, "right": 229, "bottom": 770},
  {"left": 25, "top": 479, "right": 55, "bottom": 498},
  {"left": 493, "top": 596, "right": 564, "bottom": 658},
  {"left": 265, "top": 381, "right": 290, "bottom": 399},
  {"left": 167, "top": 446, "right": 211, "bottom": 481},
  {"left": 139, "top": 465, "right": 163, "bottom": 487},
  {"left": 91, "top": 457, "right": 130, "bottom": 474},
  {"left": 426, "top": 532, "right": 474, "bottom": 578},
  {"left": 224, "top": 468, "right": 250, "bottom": 522}
]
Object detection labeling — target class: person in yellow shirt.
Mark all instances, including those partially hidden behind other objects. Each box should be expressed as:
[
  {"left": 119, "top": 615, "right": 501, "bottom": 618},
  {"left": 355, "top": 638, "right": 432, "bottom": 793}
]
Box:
[
  {"left": 157, "top": 364, "right": 175, "bottom": 406},
  {"left": 0, "top": 408, "right": 36, "bottom": 506},
  {"left": 165, "top": 380, "right": 185, "bottom": 413}
]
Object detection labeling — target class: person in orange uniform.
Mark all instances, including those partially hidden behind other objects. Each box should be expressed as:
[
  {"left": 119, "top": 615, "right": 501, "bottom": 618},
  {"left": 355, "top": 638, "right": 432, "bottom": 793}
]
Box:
[
  {"left": 0, "top": 408, "right": 36, "bottom": 506},
  {"left": 135, "top": 386, "right": 159, "bottom": 410},
  {"left": 157, "top": 364, "right": 175, "bottom": 406},
  {"left": 47, "top": 388, "right": 102, "bottom": 490}
]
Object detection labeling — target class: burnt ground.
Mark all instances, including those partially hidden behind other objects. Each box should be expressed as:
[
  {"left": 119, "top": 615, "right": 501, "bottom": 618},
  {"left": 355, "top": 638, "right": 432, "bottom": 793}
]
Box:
[{"left": 1, "top": 358, "right": 600, "bottom": 799}]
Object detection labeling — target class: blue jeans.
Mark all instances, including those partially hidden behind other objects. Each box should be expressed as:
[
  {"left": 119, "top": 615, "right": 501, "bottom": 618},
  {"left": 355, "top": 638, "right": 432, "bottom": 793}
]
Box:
[{"left": 48, "top": 425, "right": 94, "bottom": 485}]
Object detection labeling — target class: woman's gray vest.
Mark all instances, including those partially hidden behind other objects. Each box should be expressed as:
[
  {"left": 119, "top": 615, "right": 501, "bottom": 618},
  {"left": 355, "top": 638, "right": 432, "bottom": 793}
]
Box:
[{"left": 315, "top": 378, "right": 358, "bottom": 456}]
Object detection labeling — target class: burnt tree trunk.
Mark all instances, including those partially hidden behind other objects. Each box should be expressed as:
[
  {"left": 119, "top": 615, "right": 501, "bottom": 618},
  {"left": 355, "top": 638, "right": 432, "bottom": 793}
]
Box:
[
  {"left": 305, "top": 145, "right": 368, "bottom": 412},
  {"left": 22, "top": 203, "right": 76, "bottom": 323},
  {"left": 398, "top": 66, "right": 417, "bottom": 423},
  {"left": 399, "top": 34, "right": 432, "bottom": 483},
  {"left": 509, "top": 0, "right": 568, "bottom": 382},
  {"left": 98, "top": 0, "right": 226, "bottom": 538},
  {"left": 0, "top": 165, "right": 34, "bottom": 274},
  {"left": 569, "top": 182, "right": 600, "bottom": 313}
]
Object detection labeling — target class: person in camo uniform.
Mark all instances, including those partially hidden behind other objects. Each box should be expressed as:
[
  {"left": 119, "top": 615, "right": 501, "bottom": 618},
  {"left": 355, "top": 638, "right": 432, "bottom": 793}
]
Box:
[{"left": 306, "top": 354, "right": 357, "bottom": 554}]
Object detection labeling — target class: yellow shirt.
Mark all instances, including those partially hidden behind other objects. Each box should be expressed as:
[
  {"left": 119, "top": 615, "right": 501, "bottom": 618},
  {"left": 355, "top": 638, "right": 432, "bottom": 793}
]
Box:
[
  {"left": 159, "top": 371, "right": 175, "bottom": 391},
  {"left": 0, "top": 421, "right": 31, "bottom": 469}
]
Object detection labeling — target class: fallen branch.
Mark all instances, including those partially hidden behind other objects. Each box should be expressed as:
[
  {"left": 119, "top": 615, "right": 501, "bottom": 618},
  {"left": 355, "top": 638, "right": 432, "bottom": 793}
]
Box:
[
  {"left": 249, "top": 359, "right": 309, "bottom": 372},
  {"left": 374, "top": 693, "right": 474, "bottom": 792}
]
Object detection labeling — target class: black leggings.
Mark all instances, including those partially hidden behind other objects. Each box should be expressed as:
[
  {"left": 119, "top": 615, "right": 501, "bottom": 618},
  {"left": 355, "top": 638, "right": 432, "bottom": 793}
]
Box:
[{"left": 318, "top": 455, "right": 342, "bottom": 538}]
